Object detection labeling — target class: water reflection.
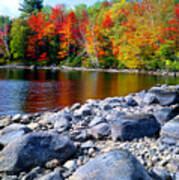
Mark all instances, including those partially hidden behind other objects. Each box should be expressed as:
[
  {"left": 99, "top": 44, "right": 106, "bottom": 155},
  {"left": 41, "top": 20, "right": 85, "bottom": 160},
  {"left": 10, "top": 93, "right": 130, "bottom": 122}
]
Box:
[{"left": 0, "top": 69, "right": 178, "bottom": 115}]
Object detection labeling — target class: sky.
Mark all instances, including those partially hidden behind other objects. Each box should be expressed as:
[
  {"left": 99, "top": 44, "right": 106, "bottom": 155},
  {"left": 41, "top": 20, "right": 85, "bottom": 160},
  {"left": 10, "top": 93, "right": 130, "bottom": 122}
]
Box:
[{"left": 0, "top": 0, "right": 101, "bottom": 18}]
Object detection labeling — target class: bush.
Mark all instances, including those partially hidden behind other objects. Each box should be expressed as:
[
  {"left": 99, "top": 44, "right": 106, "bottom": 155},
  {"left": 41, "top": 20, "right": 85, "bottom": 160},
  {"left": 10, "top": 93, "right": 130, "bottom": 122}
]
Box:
[{"left": 166, "top": 60, "right": 179, "bottom": 71}]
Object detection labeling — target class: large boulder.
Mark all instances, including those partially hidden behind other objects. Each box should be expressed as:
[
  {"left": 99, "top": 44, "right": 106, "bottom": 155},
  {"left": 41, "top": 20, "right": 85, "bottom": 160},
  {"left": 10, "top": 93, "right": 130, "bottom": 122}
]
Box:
[
  {"left": 147, "top": 86, "right": 179, "bottom": 106},
  {"left": 0, "top": 132, "right": 76, "bottom": 174},
  {"left": 69, "top": 150, "right": 152, "bottom": 180},
  {"left": 161, "top": 115, "right": 179, "bottom": 145},
  {"left": 153, "top": 105, "right": 179, "bottom": 124},
  {"left": 0, "top": 124, "right": 32, "bottom": 146},
  {"left": 111, "top": 114, "right": 160, "bottom": 141}
]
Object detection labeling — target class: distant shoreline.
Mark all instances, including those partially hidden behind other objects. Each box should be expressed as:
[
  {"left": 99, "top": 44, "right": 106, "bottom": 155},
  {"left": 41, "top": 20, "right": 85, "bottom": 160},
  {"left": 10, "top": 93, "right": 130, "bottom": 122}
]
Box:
[{"left": 0, "top": 65, "right": 179, "bottom": 77}]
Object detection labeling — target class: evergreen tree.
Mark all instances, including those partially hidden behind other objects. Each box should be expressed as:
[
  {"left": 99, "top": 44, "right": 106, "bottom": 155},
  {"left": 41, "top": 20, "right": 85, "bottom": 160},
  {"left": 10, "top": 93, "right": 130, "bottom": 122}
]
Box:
[{"left": 19, "top": 0, "right": 43, "bottom": 15}]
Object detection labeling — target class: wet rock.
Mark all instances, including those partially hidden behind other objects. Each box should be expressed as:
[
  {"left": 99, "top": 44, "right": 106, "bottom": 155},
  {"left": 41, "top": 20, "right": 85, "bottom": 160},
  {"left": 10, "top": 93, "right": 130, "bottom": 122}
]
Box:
[
  {"left": 161, "top": 116, "right": 179, "bottom": 145},
  {"left": 89, "top": 123, "right": 111, "bottom": 139},
  {"left": 111, "top": 114, "right": 160, "bottom": 141},
  {"left": 0, "top": 132, "right": 76, "bottom": 174},
  {"left": 69, "top": 150, "right": 152, "bottom": 180},
  {"left": 0, "top": 124, "right": 32, "bottom": 146}
]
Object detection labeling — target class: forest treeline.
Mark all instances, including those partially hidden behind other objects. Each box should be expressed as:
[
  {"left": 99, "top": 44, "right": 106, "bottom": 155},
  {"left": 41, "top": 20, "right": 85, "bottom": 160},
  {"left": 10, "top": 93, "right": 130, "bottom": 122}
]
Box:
[{"left": 0, "top": 0, "right": 178, "bottom": 70}]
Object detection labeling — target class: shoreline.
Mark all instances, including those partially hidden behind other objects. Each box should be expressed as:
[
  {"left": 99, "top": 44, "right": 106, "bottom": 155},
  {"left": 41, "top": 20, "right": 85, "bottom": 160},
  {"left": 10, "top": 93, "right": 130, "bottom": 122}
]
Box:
[
  {"left": 0, "top": 64, "right": 179, "bottom": 77},
  {"left": 0, "top": 84, "right": 178, "bottom": 179}
]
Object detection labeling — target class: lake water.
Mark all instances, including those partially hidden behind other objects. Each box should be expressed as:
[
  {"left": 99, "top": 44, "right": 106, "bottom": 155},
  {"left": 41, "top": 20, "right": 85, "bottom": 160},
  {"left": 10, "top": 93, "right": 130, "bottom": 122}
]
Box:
[{"left": 0, "top": 68, "right": 178, "bottom": 115}]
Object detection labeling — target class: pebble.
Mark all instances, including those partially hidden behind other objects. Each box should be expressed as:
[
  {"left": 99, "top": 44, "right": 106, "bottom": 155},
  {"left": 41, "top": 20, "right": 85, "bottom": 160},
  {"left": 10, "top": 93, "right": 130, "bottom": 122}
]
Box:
[{"left": 0, "top": 84, "right": 178, "bottom": 180}]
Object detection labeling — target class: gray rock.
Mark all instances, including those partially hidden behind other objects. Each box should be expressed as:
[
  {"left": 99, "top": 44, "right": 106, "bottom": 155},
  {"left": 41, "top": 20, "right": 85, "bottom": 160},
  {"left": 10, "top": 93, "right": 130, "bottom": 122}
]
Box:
[
  {"left": 152, "top": 168, "right": 172, "bottom": 180},
  {"left": 148, "top": 86, "right": 179, "bottom": 106},
  {"left": 0, "top": 115, "right": 11, "bottom": 129},
  {"left": 0, "top": 124, "right": 32, "bottom": 146},
  {"left": 45, "top": 159, "right": 60, "bottom": 169},
  {"left": 70, "top": 103, "right": 81, "bottom": 111},
  {"left": 64, "top": 160, "right": 77, "bottom": 170},
  {"left": 154, "top": 105, "right": 179, "bottom": 124},
  {"left": 71, "top": 130, "right": 89, "bottom": 142},
  {"left": 89, "top": 123, "right": 111, "bottom": 139},
  {"left": 106, "top": 112, "right": 126, "bottom": 122},
  {"left": 107, "top": 97, "right": 125, "bottom": 103},
  {"left": 69, "top": 150, "right": 152, "bottom": 180},
  {"left": 143, "top": 93, "right": 158, "bottom": 105},
  {"left": 21, "top": 166, "right": 43, "bottom": 180},
  {"left": 175, "top": 172, "right": 179, "bottom": 180},
  {"left": 38, "top": 170, "right": 63, "bottom": 180},
  {"left": 41, "top": 111, "right": 73, "bottom": 125},
  {"left": 89, "top": 117, "right": 106, "bottom": 127},
  {"left": 103, "top": 104, "right": 112, "bottom": 110},
  {"left": 81, "top": 141, "right": 94, "bottom": 149},
  {"left": 0, "top": 132, "right": 76, "bottom": 174},
  {"left": 12, "top": 114, "right": 21, "bottom": 122},
  {"left": 111, "top": 114, "right": 160, "bottom": 141},
  {"left": 54, "top": 118, "right": 71, "bottom": 132},
  {"left": 2, "top": 175, "right": 18, "bottom": 180},
  {"left": 74, "top": 105, "right": 92, "bottom": 117},
  {"left": 161, "top": 116, "right": 179, "bottom": 145},
  {"left": 125, "top": 96, "right": 138, "bottom": 106},
  {"left": 134, "top": 90, "right": 147, "bottom": 105},
  {"left": 40, "top": 113, "right": 57, "bottom": 124}
]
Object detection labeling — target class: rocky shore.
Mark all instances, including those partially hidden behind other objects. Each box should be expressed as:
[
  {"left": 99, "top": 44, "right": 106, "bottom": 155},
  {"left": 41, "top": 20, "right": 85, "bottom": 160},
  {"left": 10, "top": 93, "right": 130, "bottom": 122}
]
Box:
[
  {"left": 0, "top": 64, "right": 179, "bottom": 77},
  {"left": 0, "top": 84, "right": 178, "bottom": 180}
]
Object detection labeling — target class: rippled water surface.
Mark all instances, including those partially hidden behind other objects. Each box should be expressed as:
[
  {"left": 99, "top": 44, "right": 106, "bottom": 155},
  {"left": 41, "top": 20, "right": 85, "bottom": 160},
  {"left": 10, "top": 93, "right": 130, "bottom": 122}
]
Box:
[{"left": 0, "top": 68, "right": 178, "bottom": 115}]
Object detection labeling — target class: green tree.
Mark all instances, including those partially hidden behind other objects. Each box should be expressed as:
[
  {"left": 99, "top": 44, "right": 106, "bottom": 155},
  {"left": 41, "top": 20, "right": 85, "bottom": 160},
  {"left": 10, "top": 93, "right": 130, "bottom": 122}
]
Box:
[
  {"left": 19, "top": 0, "right": 43, "bottom": 15},
  {"left": 10, "top": 18, "right": 29, "bottom": 60}
]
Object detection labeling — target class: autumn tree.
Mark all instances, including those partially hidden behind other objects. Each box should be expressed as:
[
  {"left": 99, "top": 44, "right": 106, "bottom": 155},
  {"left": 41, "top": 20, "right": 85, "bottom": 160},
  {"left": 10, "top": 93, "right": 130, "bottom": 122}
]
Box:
[
  {"left": 26, "top": 12, "right": 49, "bottom": 63},
  {"left": 0, "top": 16, "right": 10, "bottom": 59}
]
